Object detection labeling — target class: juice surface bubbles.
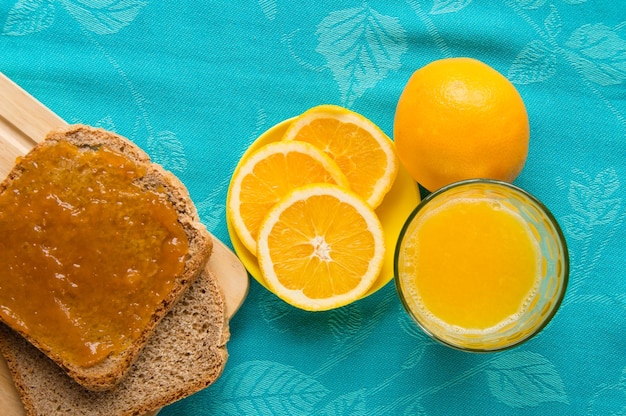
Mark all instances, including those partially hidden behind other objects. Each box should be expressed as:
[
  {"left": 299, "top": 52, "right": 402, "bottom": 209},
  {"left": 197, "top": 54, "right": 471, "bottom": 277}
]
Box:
[{"left": 395, "top": 180, "right": 568, "bottom": 352}]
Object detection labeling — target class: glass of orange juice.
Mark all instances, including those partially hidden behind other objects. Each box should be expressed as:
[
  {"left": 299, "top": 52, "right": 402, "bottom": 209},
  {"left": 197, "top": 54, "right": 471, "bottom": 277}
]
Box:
[{"left": 394, "top": 179, "right": 568, "bottom": 352}]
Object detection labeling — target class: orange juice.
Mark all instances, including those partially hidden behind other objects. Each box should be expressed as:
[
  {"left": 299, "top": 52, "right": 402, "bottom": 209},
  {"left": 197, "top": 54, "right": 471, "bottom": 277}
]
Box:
[
  {"left": 407, "top": 198, "right": 539, "bottom": 331},
  {"left": 395, "top": 180, "right": 569, "bottom": 351}
]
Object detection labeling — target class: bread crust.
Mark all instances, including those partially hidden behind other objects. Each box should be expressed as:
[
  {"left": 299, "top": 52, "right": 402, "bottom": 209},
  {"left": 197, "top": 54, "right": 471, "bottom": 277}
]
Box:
[{"left": 0, "top": 125, "right": 213, "bottom": 391}]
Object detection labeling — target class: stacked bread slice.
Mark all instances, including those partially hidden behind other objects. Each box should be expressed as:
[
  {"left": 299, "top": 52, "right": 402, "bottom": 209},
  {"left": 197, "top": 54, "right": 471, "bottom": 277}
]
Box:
[{"left": 0, "top": 125, "right": 229, "bottom": 415}]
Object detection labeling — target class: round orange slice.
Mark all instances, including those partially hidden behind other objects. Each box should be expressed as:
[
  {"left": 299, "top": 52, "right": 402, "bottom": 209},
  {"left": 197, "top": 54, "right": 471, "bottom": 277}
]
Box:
[
  {"left": 227, "top": 140, "right": 349, "bottom": 255},
  {"left": 282, "top": 105, "right": 399, "bottom": 208},
  {"left": 257, "top": 183, "right": 385, "bottom": 311}
]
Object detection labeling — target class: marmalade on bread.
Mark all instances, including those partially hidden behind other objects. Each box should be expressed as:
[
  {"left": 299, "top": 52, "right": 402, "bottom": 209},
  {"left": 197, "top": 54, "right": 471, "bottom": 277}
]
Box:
[{"left": 0, "top": 141, "right": 189, "bottom": 367}]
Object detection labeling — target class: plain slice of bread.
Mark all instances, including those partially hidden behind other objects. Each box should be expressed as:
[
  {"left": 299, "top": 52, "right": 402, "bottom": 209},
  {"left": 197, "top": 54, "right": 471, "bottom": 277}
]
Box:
[
  {"left": 0, "top": 125, "right": 213, "bottom": 391},
  {"left": 0, "top": 264, "right": 229, "bottom": 416}
]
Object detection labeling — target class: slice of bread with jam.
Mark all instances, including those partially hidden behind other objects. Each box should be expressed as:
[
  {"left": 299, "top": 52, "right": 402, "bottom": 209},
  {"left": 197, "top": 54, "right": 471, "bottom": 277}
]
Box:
[{"left": 0, "top": 125, "right": 213, "bottom": 391}]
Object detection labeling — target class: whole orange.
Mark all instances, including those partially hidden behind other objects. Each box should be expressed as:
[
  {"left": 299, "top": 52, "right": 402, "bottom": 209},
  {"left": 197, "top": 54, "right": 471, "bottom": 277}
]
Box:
[{"left": 393, "top": 57, "right": 529, "bottom": 192}]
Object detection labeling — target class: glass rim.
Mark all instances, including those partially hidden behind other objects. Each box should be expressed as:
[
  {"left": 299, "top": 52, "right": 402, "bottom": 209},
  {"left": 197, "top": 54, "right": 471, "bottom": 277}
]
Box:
[{"left": 393, "top": 178, "right": 570, "bottom": 353}]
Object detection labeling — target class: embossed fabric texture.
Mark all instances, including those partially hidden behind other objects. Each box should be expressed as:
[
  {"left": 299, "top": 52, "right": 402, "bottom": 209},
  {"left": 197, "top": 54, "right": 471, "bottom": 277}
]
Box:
[{"left": 1, "top": 1, "right": 625, "bottom": 415}]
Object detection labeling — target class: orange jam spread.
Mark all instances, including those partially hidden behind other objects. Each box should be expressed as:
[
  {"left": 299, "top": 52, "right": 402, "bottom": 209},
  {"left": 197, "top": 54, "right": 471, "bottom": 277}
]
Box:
[{"left": 0, "top": 141, "right": 189, "bottom": 367}]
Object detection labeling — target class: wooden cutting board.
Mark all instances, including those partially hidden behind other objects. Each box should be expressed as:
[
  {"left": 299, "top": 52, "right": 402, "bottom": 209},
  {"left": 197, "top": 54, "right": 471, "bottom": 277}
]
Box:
[{"left": 0, "top": 72, "right": 249, "bottom": 415}]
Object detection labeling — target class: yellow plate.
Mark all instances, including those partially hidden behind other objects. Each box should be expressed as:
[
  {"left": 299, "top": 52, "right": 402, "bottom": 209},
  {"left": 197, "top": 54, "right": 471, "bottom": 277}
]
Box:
[{"left": 226, "top": 118, "right": 420, "bottom": 299}]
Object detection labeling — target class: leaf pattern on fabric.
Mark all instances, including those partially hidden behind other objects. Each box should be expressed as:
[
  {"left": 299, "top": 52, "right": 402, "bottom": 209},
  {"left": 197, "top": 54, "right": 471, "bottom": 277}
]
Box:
[
  {"left": 587, "top": 365, "right": 626, "bottom": 415},
  {"left": 569, "top": 181, "right": 597, "bottom": 216},
  {"left": 562, "top": 168, "right": 621, "bottom": 240},
  {"left": 315, "top": 6, "right": 407, "bottom": 106},
  {"left": 508, "top": 40, "right": 557, "bottom": 84},
  {"left": 398, "top": 313, "right": 431, "bottom": 369},
  {"left": 206, "top": 360, "right": 329, "bottom": 415},
  {"left": 258, "top": 0, "right": 277, "bottom": 21},
  {"left": 564, "top": 23, "right": 626, "bottom": 86},
  {"left": 588, "top": 386, "right": 626, "bottom": 415},
  {"left": 60, "top": 0, "right": 147, "bottom": 35},
  {"left": 560, "top": 168, "right": 623, "bottom": 305},
  {"left": 316, "top": 389, "right": 367, "bottom": 415},
  {"left": 94, "top": 114, "right": 117, "bottom": 131},
  {"left": 260, "top": 294, "right": 300, "bottom": 334},
  {"left": 594, "top": 168, "right": 622, "bottom": 197},
  {"left": 561, "top": 213, "right": 590, "bottom": 241},
  {"left": 485, "top": 351, "right": 569, "bottom": 408},
  {"left": 544, "top": 4, "right": 562, "bottom": 38},
  {"left": 402, "top": 401, "right": 427, "bottom": 416},
  {"left": 329, "top": 303, "right": 363, "bottom": 350},
  {"left": 313, "top": 291, "right": 398, "bottom": 377},
  {"left": 260, "top": 295, "right": 336, "bottom": 338},
  {"left": 430, "top": 0, "right": 472, "bottom": 15},
  {"left": 196, "top": 176, "right": 229, "bottom": 239},
  {"left": 399, "top": 312, "right": 429, "bottom": 341},
  {"left": 3, "top": 0, "right": 146, "bottom": 35},
  {"left": 3, "top": 0, "right": 55, "bottom": 36},
  {"left": 148, "top": 130, "right": 187, "bottom": 174},
  {"left": 516, "top": 0, "right": 548, "bottom": 10},
  {"left": 248, "top": 108, "right": 268, "bottom": 145},
  {"left": 517, "top": 0, "right": 587, "bottom": 8}
]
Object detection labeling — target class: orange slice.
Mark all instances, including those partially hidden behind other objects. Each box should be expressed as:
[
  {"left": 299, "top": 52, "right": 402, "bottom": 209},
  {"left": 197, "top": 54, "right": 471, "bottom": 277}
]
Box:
[
  {"left": 227, "top": 140, "right": 349, "bottom": 255},
  {"left": 257, "top": 183, "right": 385, "bottom": 311},
  {"left": 282, "top": 105, "right": 399, "bottom": 208}
]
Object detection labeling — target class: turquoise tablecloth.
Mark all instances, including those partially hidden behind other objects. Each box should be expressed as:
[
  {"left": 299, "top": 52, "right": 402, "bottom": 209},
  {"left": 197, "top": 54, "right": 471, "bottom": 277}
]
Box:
[{"left": 1, "top": 1, "right": 624, "bottom": 415}]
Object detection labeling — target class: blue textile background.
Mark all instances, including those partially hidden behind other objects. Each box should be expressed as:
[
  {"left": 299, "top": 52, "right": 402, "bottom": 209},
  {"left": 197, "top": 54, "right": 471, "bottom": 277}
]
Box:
[{"left": 1, "top": 1, "right": 624, "bottom": 415}]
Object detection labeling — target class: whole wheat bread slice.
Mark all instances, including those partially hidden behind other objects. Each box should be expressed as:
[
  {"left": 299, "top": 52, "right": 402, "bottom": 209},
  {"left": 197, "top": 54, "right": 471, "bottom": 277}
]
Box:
[
  {"left": 0, "top": 125, "right": 212, "bottom": 391},
  {"left": 0, "top": 264, "right": 229, "bottom": 416}
]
